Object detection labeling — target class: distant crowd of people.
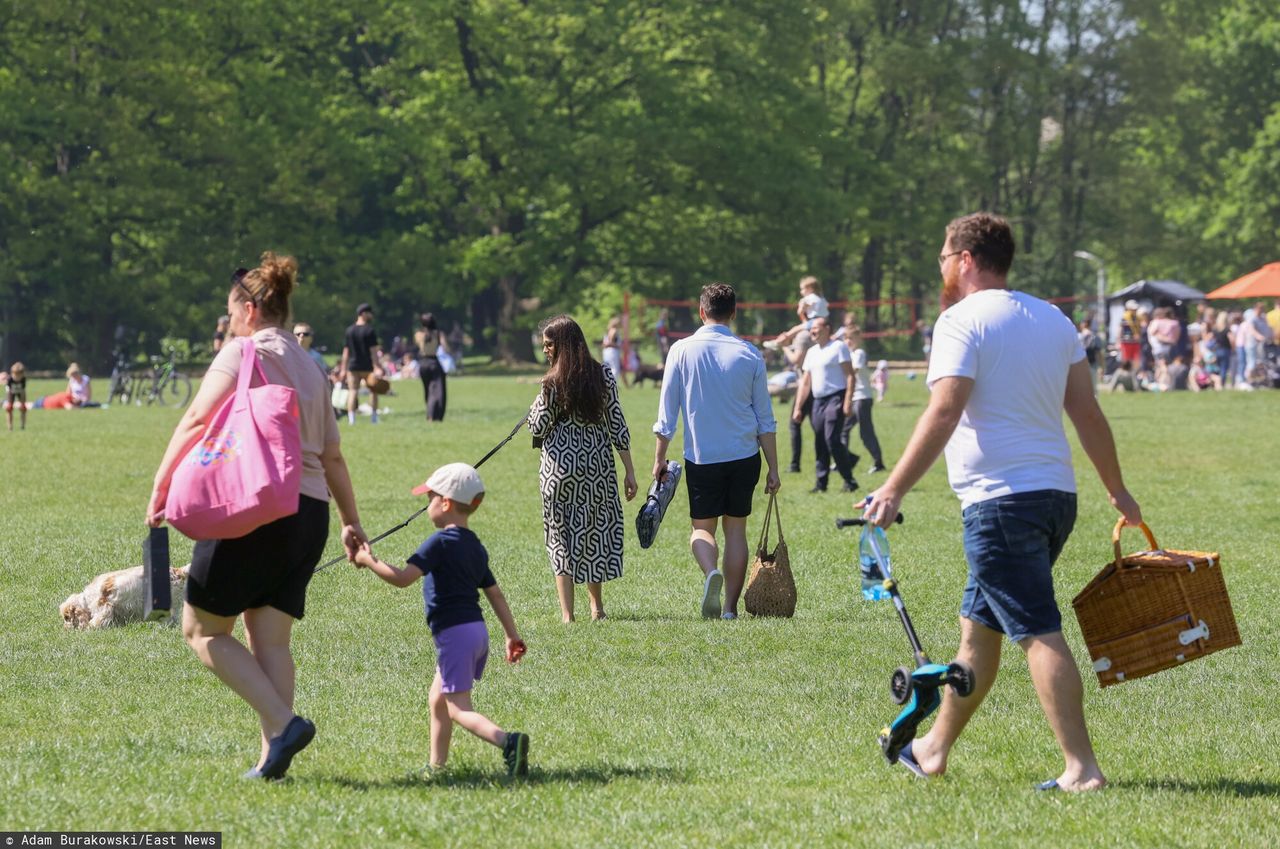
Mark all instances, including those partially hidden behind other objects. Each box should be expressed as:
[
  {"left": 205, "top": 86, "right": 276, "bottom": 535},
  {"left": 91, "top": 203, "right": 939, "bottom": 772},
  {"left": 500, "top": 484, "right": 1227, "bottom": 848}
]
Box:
[{"left": 1099, "top": 298, "right": 1279, "bottom": 392}]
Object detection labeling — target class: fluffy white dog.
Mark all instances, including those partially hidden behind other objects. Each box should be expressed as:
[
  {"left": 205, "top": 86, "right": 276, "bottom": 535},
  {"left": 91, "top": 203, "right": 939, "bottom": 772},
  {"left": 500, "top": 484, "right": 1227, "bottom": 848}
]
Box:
[{"left": 60, "top": 564, "right": 189, "bottom": 630}]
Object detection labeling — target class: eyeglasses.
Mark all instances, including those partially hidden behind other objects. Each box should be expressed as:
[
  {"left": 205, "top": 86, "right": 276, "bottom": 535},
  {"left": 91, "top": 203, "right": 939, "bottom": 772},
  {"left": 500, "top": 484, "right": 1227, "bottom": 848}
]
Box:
[
  {"left": 295, "top": 331, "right": 312, "bottom": 338},
  {"left": 938, "top": 250, "right": 964, "bottom": 266}
]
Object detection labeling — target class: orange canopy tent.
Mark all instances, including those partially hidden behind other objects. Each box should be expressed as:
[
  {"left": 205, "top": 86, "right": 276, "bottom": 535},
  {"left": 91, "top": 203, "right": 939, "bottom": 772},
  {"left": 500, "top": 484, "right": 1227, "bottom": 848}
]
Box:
[{"left": 1205, "top": 262, "right": 1280, "bottom": 299}]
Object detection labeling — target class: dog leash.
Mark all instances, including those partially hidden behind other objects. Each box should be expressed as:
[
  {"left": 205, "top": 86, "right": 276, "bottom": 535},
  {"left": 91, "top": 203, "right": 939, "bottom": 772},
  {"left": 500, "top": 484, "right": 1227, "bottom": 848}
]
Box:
[{"left": 313, "top": 409, "right": 531, "bottom": 574}]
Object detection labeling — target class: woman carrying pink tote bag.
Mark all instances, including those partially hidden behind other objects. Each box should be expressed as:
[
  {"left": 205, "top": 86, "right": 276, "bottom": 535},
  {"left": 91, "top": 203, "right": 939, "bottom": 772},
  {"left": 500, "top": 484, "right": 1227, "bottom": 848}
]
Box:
[{"left": 146, "top": 253, "right": 370, "bottom": 782}]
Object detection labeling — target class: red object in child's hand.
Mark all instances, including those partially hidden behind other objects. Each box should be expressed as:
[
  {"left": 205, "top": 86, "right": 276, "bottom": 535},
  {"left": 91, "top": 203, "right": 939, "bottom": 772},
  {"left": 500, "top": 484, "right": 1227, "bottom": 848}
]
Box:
[{"left": 507, "top": 640, "right": 527, "bottom": 663}]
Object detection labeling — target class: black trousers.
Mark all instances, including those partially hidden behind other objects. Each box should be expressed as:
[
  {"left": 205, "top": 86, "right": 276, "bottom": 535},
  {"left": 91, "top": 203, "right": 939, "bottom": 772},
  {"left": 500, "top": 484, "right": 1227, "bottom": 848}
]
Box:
[
  {"left": 419, "top": 357, "right": 447, "bottom": 421},
  {"left": 812, "top": 393, "right": 854, "bottom": 490},
  {"left": 789, "top": 393, "right": 813, "bottom": 470},
  {"left": 840, "top": 397, "right": 883, "bottom": 467}
]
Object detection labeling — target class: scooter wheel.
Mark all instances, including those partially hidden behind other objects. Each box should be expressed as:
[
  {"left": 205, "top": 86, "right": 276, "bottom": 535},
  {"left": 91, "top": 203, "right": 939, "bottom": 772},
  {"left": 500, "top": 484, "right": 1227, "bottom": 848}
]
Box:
[
  {"left": 947, "top": 660, "right": 976, "bottom": 697},
  {"left": 890, "top": 666, "right": 913, "bottom": 705}
]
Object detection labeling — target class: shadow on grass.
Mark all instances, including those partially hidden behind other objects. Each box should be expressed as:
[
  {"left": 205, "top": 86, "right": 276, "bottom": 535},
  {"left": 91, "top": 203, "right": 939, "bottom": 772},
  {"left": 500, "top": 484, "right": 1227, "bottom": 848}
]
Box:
[
  {"left": 596, "top": 611, "right": 709, "bottom": 623},
  {"left": 316, "top": 763, "right": 688, "bottom": 791},
  {"left": 1113, "top": 777, "right": 1280, "bottom": 797}
]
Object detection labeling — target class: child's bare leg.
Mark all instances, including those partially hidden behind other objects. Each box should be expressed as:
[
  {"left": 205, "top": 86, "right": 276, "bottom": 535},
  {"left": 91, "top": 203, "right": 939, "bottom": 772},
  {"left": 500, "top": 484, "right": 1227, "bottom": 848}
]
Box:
[
  {"left": 555, "top": 575, "right": 575, "bottom": 622},
  {"left": 6, "top": 406, "right": 12, "bottom": 430},
  {"left": 443, "top": 690, "right": 506, "bottom": 748},
  {"left": 429, "top": 671, "right": 454, "bottom": 767},
  {"left": 774, "top": 324, "right": 803, "bottom": 346}
]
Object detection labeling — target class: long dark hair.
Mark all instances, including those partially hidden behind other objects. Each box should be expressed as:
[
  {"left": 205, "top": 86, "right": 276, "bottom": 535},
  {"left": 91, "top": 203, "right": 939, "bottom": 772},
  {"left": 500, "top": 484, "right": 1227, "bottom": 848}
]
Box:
[{"left": 540, "top": 315, "right": 606, "bottom": 424}]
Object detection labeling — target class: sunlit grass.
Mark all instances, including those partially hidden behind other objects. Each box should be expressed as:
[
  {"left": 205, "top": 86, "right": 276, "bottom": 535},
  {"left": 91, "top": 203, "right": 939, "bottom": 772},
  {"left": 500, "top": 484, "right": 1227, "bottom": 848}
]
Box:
[{"left": 1, "top": 374, "right": 1276, "bottom": 847}]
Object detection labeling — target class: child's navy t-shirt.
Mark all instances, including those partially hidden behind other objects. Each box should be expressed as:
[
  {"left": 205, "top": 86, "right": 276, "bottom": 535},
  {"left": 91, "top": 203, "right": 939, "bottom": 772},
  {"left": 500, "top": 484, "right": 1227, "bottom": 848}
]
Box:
[{"left": 406, "top": 526, "right": 495, "bottom": 636}]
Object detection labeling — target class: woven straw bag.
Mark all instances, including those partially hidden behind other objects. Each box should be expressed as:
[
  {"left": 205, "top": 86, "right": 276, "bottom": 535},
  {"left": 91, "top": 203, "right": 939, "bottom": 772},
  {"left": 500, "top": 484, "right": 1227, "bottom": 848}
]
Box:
[{"left": 744, "top": 493, "right": 796, "bottom": 617}]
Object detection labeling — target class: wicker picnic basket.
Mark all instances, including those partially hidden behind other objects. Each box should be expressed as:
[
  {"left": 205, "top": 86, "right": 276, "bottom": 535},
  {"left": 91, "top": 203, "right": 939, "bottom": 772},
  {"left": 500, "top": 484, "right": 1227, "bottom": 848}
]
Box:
[
  {"left": 744, "top": 493, "right": 796, "bottom": 618},
  {"left": 1071, "top": 519, "right": 1241, "bottom": 688}
]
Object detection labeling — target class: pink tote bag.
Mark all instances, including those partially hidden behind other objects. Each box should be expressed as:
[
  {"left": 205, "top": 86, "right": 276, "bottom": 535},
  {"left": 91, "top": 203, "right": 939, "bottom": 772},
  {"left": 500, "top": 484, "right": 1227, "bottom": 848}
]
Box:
[{"left": 166, "top": 338, "right": 303, "bottom": 540}]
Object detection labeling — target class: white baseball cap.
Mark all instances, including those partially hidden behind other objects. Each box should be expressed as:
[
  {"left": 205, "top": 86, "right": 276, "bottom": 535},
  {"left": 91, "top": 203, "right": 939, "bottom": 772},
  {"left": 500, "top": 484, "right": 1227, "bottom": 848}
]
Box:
[
  {"left": 1124, "top": 299, "right": 1140, "bottom": 311},
  {"left": 411, "top": 462, "right": 485, "bottom": 506}
]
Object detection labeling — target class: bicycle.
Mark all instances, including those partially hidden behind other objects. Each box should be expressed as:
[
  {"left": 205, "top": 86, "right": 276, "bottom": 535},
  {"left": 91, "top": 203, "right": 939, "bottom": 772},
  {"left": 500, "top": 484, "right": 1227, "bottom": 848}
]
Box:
[
  {"left": 107, "top": 351, "right": 132, "bottom": 405},
  {"left": 136, "top": 348, "right": 192, "bottom": 407},
  {"left": 107, "top": 351, "right": 154, "bottom": 406}
]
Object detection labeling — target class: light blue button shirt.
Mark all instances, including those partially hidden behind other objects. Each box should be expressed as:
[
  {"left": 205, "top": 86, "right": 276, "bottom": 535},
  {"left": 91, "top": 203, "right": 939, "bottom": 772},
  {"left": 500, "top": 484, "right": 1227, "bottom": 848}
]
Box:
[{"left": 653, "top": 323, "right": 777, "bottom": 465}]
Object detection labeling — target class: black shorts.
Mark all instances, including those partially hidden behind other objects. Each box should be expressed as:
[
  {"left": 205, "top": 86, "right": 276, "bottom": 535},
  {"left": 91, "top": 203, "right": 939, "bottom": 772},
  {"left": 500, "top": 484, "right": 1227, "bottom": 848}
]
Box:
[
  {"left": 186, "top": 495, "right": 330, "bottom": 619},
  {"left": 685, "top": 453, "right": 761, "bottom": 520}
]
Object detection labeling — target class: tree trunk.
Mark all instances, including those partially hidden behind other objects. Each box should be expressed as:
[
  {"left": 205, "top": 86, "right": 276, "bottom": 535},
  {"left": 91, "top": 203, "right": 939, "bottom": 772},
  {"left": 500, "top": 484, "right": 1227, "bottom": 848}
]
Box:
[
  {"left": 495, "top": 273, "right": 533, "bottom": 362},
  {"left": 859, "top": 236, "right": 884, "bottom": 332}
]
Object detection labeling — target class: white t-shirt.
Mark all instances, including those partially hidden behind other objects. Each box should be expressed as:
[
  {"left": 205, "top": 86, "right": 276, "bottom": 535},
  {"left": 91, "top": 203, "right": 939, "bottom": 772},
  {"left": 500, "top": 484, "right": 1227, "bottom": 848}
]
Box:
[
  {"left": 927, "top": 289, "right": 1084, "bottom": 508},
  {"left": 800, "top": 292, "right": 829, "bottom": 320},
  {"left": 69, "top": 374, "right": 91, "bottom": 404},
  {"left": 802, "top": 339, "right": 851, "bottom": 399},
  {"left": 849, "top": 348, "right": 871, "bottom": 401}
]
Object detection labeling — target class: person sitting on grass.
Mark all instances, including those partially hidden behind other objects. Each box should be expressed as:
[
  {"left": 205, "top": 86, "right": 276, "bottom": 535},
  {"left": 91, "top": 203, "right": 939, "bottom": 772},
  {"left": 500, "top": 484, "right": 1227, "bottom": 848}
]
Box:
[
  {"left": 33, "top": 363, "right": 101, "bottom": 409},
  {"left": 764, "top": 275, "right": 828, "bottom": 351},
  {"left": 352, "top": 462, "right": 530, "bottom": 777}
]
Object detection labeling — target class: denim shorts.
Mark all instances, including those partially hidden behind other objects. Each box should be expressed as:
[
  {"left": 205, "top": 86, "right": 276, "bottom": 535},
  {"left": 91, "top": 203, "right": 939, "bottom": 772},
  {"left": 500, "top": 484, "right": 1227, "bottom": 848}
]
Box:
[{"left": 960, "top": 490, "right": 1077, "bottom": 642}]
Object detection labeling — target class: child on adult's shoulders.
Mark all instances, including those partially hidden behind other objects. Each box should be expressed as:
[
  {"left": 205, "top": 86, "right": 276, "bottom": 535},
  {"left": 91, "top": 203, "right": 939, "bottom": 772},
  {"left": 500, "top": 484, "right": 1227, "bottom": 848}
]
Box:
[
  {"left": 352, "top": 462, "right": 530, "bottom": 777},
  {"left": 764, "top": 276, "right": 829, "bottom": 351}
]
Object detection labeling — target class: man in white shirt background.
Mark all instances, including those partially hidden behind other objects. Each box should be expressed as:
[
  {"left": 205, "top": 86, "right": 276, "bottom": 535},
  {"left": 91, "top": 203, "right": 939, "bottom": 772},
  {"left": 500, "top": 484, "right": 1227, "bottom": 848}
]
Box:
[
  {"left": 653, "top": 283, "right": 782, "bottom": 620},
  {"left": 792, "top": 316, "right": 858, "bottom": 494}
]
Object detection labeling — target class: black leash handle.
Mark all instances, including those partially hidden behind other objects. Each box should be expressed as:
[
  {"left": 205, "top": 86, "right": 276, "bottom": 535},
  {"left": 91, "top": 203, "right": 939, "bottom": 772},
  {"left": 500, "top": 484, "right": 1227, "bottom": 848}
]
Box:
[{"left": 313, "top": 409, "right": 531, "bottom": 574}]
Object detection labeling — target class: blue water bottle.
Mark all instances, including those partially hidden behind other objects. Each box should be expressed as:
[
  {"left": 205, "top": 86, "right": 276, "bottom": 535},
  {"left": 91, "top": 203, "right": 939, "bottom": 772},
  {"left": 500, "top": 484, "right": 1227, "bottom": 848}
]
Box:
[{"left": 859, "top": 524, "right": 891, "bottom": 601}]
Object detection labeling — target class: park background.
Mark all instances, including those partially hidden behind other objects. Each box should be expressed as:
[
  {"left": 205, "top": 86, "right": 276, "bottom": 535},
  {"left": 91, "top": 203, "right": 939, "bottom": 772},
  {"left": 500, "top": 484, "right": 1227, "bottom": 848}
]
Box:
[
  {"left": 3, "top": 0, "right": 1278, "bottom": 369},
  {"left": 3, "top": 2, "right": 1280, "bottom": 846}
]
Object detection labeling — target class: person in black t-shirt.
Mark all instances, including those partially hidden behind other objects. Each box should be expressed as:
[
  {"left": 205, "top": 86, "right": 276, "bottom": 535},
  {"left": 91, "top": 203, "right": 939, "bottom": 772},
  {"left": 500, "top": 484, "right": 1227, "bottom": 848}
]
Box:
[
  {"left": 5, "top": 362, "right": 27, "bottom": 431},
  {"left": 339, "top": 302, "right": 386, "bottom": 425},
  {"left": 352, "top": 463, "right": 531, "bottom": 777}
]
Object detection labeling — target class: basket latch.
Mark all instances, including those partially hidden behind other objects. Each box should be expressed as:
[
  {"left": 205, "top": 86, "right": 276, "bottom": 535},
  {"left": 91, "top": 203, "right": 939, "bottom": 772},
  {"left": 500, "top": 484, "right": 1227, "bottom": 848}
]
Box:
[{"left": 1178, "top": 620, "right": 1210, "bottom": 646}]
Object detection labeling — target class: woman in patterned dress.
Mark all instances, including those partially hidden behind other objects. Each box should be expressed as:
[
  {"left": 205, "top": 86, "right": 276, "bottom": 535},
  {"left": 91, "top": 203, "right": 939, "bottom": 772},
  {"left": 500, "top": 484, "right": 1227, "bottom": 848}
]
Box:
[{"left": 530, "top": 316, "right": 638, "bottom": 622}]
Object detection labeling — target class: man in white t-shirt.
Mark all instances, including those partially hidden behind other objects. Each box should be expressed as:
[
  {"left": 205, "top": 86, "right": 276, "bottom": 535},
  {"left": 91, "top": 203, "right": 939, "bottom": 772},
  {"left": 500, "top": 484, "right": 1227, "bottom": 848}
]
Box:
[
  {"left": 792, "top": 317, "right": 857, "bottom": 493},
  {"left": 863, "top": 212, "right": 1142, "bottom": 793}
]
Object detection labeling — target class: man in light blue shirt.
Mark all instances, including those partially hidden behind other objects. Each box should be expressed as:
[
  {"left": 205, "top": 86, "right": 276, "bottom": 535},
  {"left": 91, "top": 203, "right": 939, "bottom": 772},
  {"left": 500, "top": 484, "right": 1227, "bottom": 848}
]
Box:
[{"left": 653, "top": 283, "right": 781, "bottom": 620}]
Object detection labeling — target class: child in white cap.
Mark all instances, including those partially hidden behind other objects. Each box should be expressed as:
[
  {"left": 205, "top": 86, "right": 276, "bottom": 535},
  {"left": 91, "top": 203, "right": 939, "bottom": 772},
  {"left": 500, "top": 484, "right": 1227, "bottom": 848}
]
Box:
[{"left": 353, "top": 462, "right": 530, "bottom": 776}]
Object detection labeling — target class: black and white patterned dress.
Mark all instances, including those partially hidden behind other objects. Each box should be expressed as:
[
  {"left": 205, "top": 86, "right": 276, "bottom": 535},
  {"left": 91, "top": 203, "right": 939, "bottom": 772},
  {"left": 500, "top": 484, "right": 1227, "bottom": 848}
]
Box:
[{"left": 529, "top": 365, "right": 631, "bottom": 584}]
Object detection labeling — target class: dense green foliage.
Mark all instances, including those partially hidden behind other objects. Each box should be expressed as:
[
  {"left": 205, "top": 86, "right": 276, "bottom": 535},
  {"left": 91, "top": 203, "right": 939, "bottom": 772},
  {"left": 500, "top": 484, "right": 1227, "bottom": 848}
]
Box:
[
  {"left": 3, "top": 0, "right": 1276, "bottom": 368},
  {"left": 2, "top": 376, "right": 1277, "bottom": 846}
]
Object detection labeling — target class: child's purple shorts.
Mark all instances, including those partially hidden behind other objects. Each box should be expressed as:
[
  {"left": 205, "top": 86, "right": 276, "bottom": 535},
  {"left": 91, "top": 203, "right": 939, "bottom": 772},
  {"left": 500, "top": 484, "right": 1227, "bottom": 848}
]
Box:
[{"left": 434, "top": 620, "right": 490, "bottom": 693}]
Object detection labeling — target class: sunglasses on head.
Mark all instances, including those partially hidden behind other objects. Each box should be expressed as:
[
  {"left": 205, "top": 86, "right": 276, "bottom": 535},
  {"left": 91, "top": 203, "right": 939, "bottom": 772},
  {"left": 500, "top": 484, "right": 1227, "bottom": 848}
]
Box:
[{"left": 231, "top": 266, "right": 262, "bottom": 301}]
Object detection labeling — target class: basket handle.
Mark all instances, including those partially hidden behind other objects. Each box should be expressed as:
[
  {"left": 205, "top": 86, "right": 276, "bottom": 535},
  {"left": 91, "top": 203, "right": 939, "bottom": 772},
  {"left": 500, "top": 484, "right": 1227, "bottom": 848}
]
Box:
[
  {"left": 1112, "top": 518, "right": 1159, "bottom": 569},
  {"left": 755, "top": 492, "right": 776, "bottom": 555},
  {"left": 771, "top": 491, "right": 784, "bottom": 543}
]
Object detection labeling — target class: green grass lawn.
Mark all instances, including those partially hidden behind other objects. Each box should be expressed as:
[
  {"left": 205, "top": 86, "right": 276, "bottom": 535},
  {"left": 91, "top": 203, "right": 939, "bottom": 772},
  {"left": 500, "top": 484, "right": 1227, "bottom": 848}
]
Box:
[{"left": 2, "top": 374, "right": 1277, "bottom": 847}]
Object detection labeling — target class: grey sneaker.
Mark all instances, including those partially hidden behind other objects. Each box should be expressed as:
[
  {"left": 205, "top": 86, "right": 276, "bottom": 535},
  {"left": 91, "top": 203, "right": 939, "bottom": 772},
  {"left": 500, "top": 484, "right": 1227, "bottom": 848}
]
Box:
[
  {"left": 701, "top": 571, "right": 724, "bottom": 619},
  {"left": 503, "top": 731, "right": 529, "bottom": 777}
]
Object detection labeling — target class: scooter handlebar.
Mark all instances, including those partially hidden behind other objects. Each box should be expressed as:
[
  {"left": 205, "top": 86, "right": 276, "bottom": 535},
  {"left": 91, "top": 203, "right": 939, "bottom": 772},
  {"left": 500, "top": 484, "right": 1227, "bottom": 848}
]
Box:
[{"left": 835, "top": 513, "right": 904, "bottom": 529}]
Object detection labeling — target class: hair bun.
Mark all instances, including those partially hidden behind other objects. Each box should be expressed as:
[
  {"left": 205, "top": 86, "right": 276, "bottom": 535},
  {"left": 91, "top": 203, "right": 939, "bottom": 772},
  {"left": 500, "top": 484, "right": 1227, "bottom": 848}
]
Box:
[{"left": 257, "top": 251, "right": 298, "bottom": 300}]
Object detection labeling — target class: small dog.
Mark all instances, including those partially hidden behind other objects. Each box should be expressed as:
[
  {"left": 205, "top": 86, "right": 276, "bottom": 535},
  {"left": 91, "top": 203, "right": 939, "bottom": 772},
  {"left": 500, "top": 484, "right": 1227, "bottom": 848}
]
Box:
[
  {"left": 632, "top": 360, "right": 665, "bottom": 388},
  {"left": 60, "top": 564, "right": 189, "bottom": 630}
]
